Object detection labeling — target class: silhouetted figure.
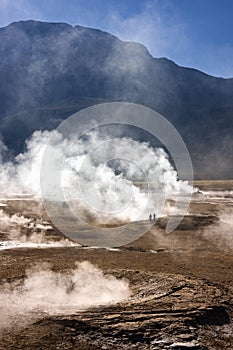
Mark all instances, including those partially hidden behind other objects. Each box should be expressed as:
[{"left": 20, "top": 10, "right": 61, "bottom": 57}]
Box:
[
  {"left": 149, "top": 214, "right": 152, "bottom": 222},
  {"left": 153, "top": 213, "right": 156, "bottom": 222}
]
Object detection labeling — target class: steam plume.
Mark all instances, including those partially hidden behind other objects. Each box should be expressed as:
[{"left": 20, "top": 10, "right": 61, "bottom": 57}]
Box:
[
  {"left": 0, "top": 129, "right": 191, "bottom": 223},
  {"left": 0, "top": 261, "right": 130, "bottom": 330}
]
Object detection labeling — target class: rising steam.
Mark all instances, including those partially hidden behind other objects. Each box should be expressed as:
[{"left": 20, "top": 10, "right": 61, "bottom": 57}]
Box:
[
  {"left": 203, "top": 206, "right": 233, "bottom": 250},
  {"left": 0, "top": 209, "right": 78, "bottom": 249},
  {"left": 0, "top": 129, "right": 191, "bottom": 223},
  {"left": 0, "top": 261, "right": 130, "bottom": 330}
]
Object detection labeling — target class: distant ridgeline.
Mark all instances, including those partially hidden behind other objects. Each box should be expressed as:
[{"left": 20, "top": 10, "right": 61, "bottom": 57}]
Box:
[{"left": 0, "top": 20, "right": 232, "bottom": 179}]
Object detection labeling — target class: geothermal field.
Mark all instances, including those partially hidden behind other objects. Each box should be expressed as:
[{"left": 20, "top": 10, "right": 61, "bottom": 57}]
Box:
[
  {"left": 0, "top": 180, "right": 232, "bottom": 349},
  {"left": 0, "top": 11, "right": 233, "bottom": 350}
]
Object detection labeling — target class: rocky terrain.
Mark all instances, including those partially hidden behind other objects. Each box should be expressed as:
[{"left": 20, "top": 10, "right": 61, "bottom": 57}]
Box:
[{"left": 0, "top": 180, "right": 232, "bottom": 349}]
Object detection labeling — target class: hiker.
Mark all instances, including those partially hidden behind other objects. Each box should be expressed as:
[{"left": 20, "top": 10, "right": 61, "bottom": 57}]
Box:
[
  {"left": 153, "top": 213, "right": 156, "bottom": 222},
  {"left": 149, "top": 213, "right": 152, "bottom": 222}
]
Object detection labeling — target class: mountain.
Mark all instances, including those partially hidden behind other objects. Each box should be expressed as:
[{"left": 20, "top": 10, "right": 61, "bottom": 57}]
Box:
[{"left": 0, "top": 20, "right": 232, "bottom": 179}]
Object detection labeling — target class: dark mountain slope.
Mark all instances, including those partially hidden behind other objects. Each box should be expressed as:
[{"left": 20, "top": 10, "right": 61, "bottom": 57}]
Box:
[{"left": 0, "top": 20, "right": 232, "bottom": 178}]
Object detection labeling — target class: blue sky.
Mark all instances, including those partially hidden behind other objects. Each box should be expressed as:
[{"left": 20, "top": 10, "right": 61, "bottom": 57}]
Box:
[{"left": 1, "top": 0, "right": 233, "bottom": 78}]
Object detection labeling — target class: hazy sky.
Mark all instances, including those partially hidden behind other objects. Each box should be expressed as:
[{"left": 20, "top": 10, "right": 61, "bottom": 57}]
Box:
[{"left": 0, "top": 0, "right": 233, "bottom": 78}]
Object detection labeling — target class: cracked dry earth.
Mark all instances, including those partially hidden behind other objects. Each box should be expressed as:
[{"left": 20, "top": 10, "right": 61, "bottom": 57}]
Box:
[
  {"left": 0, "top": 181, "right": 233, "bottom": 349},
  {"left": 35, "top": 273, "right": 231, "bottom": 350},
  {"left": 0, "top": 247, "right": 232, "bottom": 350}
]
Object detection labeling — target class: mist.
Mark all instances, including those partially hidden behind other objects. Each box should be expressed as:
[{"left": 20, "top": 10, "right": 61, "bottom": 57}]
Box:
[
  {"left": 0, "top": 128, "right": 191, "bottom": 224},
  {"left": 0, "top": 209, "right": 79, "bottom": 249},
  {"left": 203, "top": 206, "right": 233, "bottom": 250},
  {"left": 0, "top": 261, "right": 130, "bottom": 330}
]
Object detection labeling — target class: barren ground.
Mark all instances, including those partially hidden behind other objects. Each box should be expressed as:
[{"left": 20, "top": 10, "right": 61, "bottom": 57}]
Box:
[{"left": 0, "top": 180, "right": 232, "bottom": 349}]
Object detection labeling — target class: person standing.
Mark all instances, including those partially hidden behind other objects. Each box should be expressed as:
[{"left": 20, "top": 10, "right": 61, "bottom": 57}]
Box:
[
  {"left": 149, "top": 214, "right": 152, "bottom": 222},
  {"left": 153, "top": 213, "right": 156, "bottom": 222}
]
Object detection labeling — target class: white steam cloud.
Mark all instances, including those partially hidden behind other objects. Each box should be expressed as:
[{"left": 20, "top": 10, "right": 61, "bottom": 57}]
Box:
[
  {"left": 0, "top": 209, "right": 78, "bottom": 249},
  {"left": 0, "top": 129, "right": 191, "bottom": 223},
  {"left": 0, "top": 261, "right": 130, "bottom": 330}
]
